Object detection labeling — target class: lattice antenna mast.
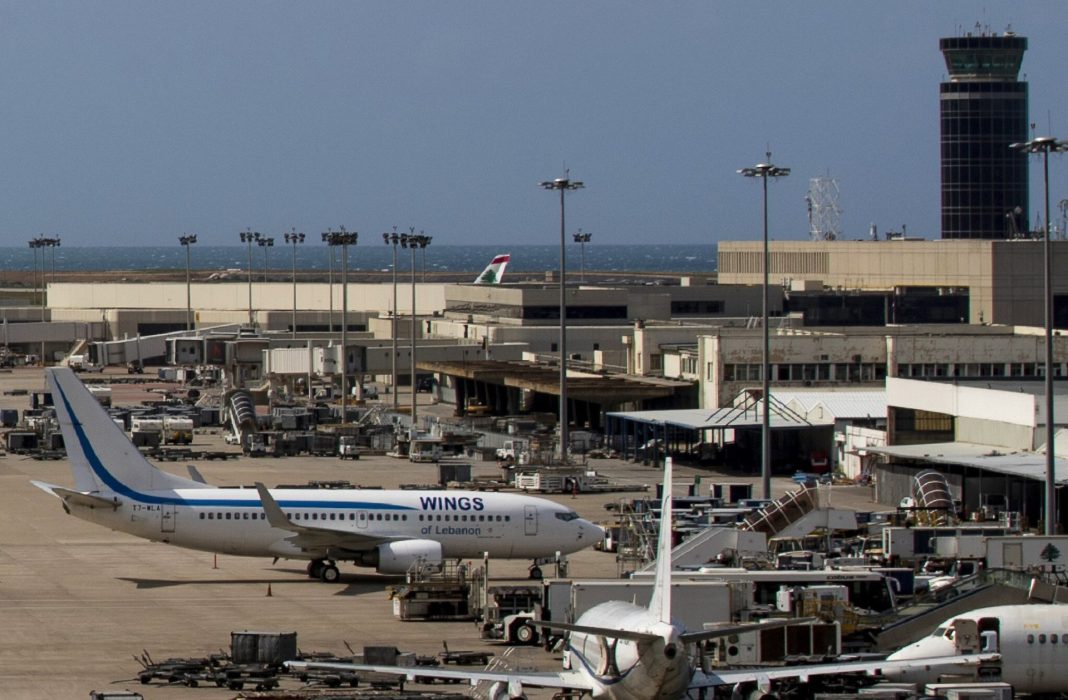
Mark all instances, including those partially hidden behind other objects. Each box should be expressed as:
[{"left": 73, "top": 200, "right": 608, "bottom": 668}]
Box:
[{"left": 806, "top": 176, "right": 842, "bottom": 240}]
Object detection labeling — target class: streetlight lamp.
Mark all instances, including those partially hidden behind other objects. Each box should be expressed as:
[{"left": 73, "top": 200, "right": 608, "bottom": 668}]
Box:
[
  {"left": 739, "top": 151, "right": 790, "bottom": 501},
  {"left": 383, "top": 227, "right": 401, "bottom": 410},
  {"left": 284, "top": 230, "right": 305, "bottom": 338},
  {"left": 239, "top": 229, "right": 260, "bottom": 325},
  {"left": 321, "top": 230, "right": 336, "bottom": 334},
  {"left": 1011, "top": 135, "right": 1068, "bottom": 535},
  {"left": 400, "top": 231, "right": 431, "bottom": 427},
  {"left": 257, "top": 236, "right": 275, "bottom": 283},
  {"left": 326, "top": 228, "right": 357, "bottom": 424},
  {"left": 540, "top": 174, "right": 584, "bottom": 463},
  {"left": 572, "top": 229, "right": 592, "bottom": 283},
  {"left": 178, "top": 234, "right": 197, "bottom": 332}
]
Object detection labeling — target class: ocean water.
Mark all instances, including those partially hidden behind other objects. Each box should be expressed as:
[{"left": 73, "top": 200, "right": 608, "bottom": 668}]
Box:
[{"left": 3, "top": 244, "right": 717, "bottom": 274}]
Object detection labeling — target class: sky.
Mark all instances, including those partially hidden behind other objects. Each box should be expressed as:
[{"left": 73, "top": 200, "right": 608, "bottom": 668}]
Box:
[{"left": 0, "top": 2, "right": 1066, "bottom": 247}]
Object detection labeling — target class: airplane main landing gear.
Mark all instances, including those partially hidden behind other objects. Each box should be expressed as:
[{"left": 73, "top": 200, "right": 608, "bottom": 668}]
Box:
[{"left": 307, "top": 559, "right": 341, "bottom": 583}]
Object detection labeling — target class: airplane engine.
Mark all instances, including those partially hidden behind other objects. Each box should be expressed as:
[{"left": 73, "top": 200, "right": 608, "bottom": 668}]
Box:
[
  {"left": 365, "top": 539, "right": 443, "bottom": 574},
  {"left": 487, "top": 680, "right": 526, "bottom": 700}
]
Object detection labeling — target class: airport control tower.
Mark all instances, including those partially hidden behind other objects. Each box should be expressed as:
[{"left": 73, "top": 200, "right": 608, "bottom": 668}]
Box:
[{"left": 940, "top": 31, "right": 1029, "bottom": 239}]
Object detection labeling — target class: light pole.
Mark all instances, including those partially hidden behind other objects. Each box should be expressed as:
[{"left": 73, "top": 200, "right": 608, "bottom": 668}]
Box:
[
  {"left": 321, "top": 230, "right": 336, "bottom": 334},
  {"left": 573, "top": 229, "right": 592, "bottom": 283},
  {"left": 1012, "top": 135, "right": 1068, "bottom": 535},
  {"left": 284, "top": 229, "right": 305, "bottom": 338},
  {"left": 739, "top": 152, "right": 790, "bottom": 500},
  {"left": 326, "top": 228, "right": 357, "bottom": 424},
  {"left": 28, "top": 238, "right": 40, "bottom": 313},
  {"left": 420, "top": 234, "right": 432, "bottom": 282},
  {"left": 400, "top": 231, "right": 431, "bottom": 427},
  {"left": 239, "top": 229, "right": 260, "bottom": 325},
  {"left": 46, "top": 236, "right": 60, "bottom": 283},
  {"left": 178, "top": 234, "right": 197, "bottom": 332},
  {"left": 257, "top": 236, "right": 275, "bottom": 283},
  {"left": 540, "top": 174, "right": 584, "bottom": 463},
  {"left": 383, "top": 227, "right": 401, "bottom": 410}
]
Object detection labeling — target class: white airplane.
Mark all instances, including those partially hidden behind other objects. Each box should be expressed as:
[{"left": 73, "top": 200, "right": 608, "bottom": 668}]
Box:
[
  {"left": 290, "top": 458, "right": 1046, "bottom": 699},
  {"left": 32, "top": 368, "right": 602, "bottom": 582},
  {"left": 473, "top": 254, "right": 510, "bottom": 284}
]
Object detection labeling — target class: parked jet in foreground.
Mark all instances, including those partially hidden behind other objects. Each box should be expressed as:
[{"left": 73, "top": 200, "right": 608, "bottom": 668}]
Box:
[
  {"left": 473, "top": 254, "right": 510, "bottom": 284},
  {"left": 33, "top": 368, "right": 601, "bottom": 582},
  {"left": 290, "top": 458, "right": 1061, "bottom": 699}
]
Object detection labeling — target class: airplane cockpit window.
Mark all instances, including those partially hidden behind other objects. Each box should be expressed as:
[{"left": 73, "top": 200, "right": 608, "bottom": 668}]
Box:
[
  {"left": 555, "top": 511, "right": 580, "bottom": 522},
  {"left": 931, "top": 626, "right": 948, "bottom": 638}
]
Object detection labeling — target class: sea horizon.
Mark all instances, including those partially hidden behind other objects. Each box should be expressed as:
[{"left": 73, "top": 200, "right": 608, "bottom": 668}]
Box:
[{"left": 6, "top": 243, "right": 719, "bottom": 274}]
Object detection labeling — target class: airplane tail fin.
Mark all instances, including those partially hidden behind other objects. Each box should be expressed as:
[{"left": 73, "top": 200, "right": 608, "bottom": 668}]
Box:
[
  {"left": 650, "top": 456, "right": 674, "bottom": 625},
  {"left": 473, "top": 254, "right": 510, "bottom": 284},
  {"left": 47, "top": 368, "right": 207, "bottom": 494}
]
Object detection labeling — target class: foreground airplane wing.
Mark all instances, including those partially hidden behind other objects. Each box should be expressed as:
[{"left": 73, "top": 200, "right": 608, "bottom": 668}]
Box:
[
  {"left": 286, "top": 660, "right": 591, "bottom": 692},
  {"left": 692, "top": 652, "right": 1000, "bottom": 688},
  {"left": 532, "top": 617, "right": 815, "bottom": 645}
]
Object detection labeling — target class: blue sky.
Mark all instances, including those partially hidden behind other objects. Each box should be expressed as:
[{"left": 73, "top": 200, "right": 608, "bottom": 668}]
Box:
[{"left": 0, "top": 2, "right": 1065, "bottom": 246}]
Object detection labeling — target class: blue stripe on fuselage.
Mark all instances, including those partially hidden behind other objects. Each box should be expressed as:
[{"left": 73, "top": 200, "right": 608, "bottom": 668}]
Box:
[{"left": 56, "top": 379, "right": 413, "bottom": 511}]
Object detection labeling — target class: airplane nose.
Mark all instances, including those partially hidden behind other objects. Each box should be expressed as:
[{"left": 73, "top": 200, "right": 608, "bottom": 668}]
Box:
[{"left": 584, "top": 520, "right": 606, "bottom": 541}]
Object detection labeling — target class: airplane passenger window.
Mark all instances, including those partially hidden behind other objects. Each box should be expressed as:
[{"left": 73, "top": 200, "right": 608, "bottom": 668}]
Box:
[
  {"left": 225, "top": 513, "right": 231, "bottom": 520},
  {"left": 1052, "top": 634, "right": 1058, "bottom": 644},
  {"left": 505, "top": 516, "right": 511, "bottom": 522},
  {"left": 402, "top": 515, "right": 407, "bottom": 521},
  {"left": 1062, "top": 634, "right": 1068, "bottom": 644},
  {"left": 199, "top": 513, "right": 205, "bottom": 519},
  {"left": 243, "top": 513, "right": 248, "bottom": 520},
  {"left": 1040, "top": 634, "right": 1047, "bottom": 644},
  {"left": 1028, "top": 634, "right": 1035, "bottom": 644}
]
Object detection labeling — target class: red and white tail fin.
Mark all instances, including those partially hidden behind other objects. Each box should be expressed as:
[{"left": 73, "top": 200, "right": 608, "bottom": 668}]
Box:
[
  {"left": 650, "top": 457, "right": 674, "bottom": 625},
  {"left": 474, "top": 254, "right": 510, "bottom": 284}
]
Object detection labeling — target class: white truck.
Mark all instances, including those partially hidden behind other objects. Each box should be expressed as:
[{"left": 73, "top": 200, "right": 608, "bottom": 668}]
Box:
[
  {"left": 162, "top": 416, "right": 194, "bottom": 445},
  {"left": 68, "top": 354, "right": 100, "bottom": 372},
  {"left": 495, "top": 439, "right": 530, "bottom": 465},
  {"left": 409, "top": 437, "right": 443, "bottom": 463}
]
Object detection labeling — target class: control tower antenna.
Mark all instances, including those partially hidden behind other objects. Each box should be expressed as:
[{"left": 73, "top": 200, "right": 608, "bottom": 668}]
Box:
[{"left": 806, "top": 175, "right": 842, "bottom": 240}]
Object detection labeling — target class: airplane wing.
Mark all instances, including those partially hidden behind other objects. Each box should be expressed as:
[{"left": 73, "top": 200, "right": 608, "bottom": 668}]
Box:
[
  {"left": 679, "top": 617, "right": 815, "bottom": 645},
  {"left": 532, "top": 616, "right": 816, "bottom": 645},
  {"left": 31, "top": 480, "right": 122, "bottom": 510},
  {"left": 286, "top": 660, "right": 592, "bottom": 692},
  {"left": 533, "top": 619, "right": 660, "bottom": 643},
  {"left": 691, "top": 652, "right": 1000, "bottom": 689},
  {"left": 254, "top": 482, "right": 402, "bottom": 552}
]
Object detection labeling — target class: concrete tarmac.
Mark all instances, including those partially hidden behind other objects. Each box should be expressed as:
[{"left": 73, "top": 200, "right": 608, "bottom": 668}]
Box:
[{"left": 0, "top": 367, "right": 880, "bottom": 699}]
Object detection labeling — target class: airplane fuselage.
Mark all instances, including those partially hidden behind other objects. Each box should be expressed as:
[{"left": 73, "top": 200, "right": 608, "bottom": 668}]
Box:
[
  {"left": 564, "top": 600, "right": 691, "bottom": 700},
  {"left": 886, "top": 604, "right": 1068, "bottom": 694},
  {"left": 66, "top": 486, "right": 596, "bottom": 561}
]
